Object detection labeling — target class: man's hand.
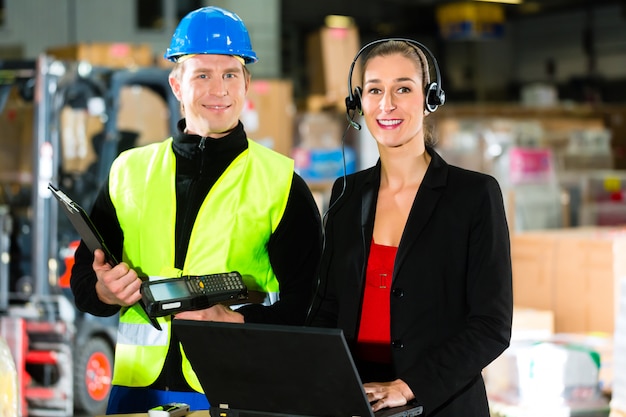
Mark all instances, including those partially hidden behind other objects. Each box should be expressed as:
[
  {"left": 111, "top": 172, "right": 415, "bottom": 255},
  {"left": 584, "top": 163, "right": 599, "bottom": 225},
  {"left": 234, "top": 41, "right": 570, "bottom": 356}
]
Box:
[
  {"left": 364, "top": 379, "right": 415, "bottom": 412},
  {"left": 93, "top": 249, "right": 142, "bottom": 306},
  {"left": 174, "top": 304, "right": 244, "bottom": 323}
]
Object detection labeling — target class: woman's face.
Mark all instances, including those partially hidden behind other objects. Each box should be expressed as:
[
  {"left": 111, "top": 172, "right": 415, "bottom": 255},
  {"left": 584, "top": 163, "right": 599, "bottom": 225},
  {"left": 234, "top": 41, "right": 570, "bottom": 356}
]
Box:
[{"left": 360, "top": 53, "right": 426, "bottom": 151}]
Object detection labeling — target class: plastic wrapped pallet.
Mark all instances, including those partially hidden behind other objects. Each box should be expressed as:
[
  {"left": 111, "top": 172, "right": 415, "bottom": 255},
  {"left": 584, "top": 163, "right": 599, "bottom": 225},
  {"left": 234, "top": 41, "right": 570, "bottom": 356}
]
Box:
[
  {"left": 0, "top": 335, "right": 19, "bottom": 417},
  {"left": 610, "top": 277, "right": 626, "bottom": 415},
  {"left": 486, "top": 339, "right": 603, "bottom": 405}
]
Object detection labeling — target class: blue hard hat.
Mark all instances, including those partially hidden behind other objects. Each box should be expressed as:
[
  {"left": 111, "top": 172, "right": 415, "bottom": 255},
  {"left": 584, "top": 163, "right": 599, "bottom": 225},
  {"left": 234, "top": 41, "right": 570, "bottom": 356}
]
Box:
[{"left": 164, "top": 6, "right": 258, "bottom": 64}]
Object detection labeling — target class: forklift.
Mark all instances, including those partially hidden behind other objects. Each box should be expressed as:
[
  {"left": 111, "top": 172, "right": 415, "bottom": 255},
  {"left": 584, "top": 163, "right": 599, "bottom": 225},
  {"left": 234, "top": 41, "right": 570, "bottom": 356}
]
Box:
[{"left": 0, "top": 54, "right": 178, "bottom": 417}]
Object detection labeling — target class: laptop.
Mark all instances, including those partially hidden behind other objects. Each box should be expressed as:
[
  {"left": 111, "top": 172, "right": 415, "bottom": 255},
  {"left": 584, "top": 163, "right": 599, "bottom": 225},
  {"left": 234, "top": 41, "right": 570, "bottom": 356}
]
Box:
[{"left": 172, "top": 320, "right": 423, "bottom": 417}]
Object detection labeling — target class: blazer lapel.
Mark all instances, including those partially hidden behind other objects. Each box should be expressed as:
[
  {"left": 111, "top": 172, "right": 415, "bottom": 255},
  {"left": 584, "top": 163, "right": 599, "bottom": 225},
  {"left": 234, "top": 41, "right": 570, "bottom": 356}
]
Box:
[
  {"left": 395, "top": 148, "right": 448, "bottom": 273},
  {"left": 359, "top": 165, "right": 380, "bottom": 286}
]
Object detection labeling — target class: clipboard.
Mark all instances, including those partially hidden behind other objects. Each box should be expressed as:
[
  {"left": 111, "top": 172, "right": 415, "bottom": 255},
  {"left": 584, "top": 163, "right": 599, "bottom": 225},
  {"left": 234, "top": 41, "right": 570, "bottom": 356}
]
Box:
[
  {"left": 48, "top": 182, "right": 161, "bottom": 330},
  {"left": 48, "top": 183, "right": 118, "bottom": 267}
]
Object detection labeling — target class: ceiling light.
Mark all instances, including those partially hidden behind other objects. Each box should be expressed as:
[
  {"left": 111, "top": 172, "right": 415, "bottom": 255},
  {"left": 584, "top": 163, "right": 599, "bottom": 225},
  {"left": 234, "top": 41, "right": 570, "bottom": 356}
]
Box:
[
  {"left": 324, "top": 15, "right": 355, "bottom": 29},
  {"left": 474, "top": 0, "right": 523, "bottom": 4}
]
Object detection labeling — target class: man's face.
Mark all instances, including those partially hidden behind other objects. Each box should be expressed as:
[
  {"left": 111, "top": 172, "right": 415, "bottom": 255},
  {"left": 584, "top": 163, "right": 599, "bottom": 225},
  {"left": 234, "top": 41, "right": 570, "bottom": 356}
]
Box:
[{"left": 169, "top": 54, "right": 249, "bottom": 138}]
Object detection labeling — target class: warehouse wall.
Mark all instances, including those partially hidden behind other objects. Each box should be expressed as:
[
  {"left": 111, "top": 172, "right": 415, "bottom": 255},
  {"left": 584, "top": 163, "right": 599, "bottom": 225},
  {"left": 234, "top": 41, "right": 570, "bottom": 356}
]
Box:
[
  {"left": 0, "top": 1, "right": 624, "bottom": 95},
  {"left": 440, "top": 4, "right": 626, "bottom": 101},
  {"left": 0, "top": 0, "right": 281, "bottom": 77},
  {"left": 0, "top": 0, "right": 71, "bottom": 58},
  {"left": 512, "top": 5, "right": 626, "bottom": 83}
]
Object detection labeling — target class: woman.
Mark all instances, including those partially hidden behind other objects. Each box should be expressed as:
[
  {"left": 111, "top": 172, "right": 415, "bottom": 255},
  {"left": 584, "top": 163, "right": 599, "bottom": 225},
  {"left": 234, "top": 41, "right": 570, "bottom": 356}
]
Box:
[{"left": 308, "top": 39, "right": 513, "bottom": 416}]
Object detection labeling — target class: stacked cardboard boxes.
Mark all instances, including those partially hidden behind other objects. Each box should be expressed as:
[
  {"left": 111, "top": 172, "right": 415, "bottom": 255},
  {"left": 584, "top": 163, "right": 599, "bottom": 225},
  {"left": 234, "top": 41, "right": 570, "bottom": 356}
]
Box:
[
  {"left": 46, "top": 42, "right": 154, "bottom": 68},
  {"left": 512, "top": 227, "right": 626, "bottom": 334},
  {"left": 241, "top": 79, "right": 295, "bottom": 157},
  {"left": 306, "top": 23, "right": 360, "bottom": 112},
  {"left": 292, "top": 111, "right": 356, "bottom": 184},
  {"left": 604, "top": 106, "right": 626, "bottom": 170},
  {"left": 0, "top": 91, "right": 33, "bottom": 183}
]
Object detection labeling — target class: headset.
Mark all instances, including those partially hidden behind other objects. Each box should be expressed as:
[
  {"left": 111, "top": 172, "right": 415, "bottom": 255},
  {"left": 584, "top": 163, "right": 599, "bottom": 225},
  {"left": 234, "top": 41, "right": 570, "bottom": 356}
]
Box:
[
  {"left": 307, "top": 38, "right": 447, "bottom": 325},
  {"left": 345, "top": 37, "right": 446, "bottom": 130}
]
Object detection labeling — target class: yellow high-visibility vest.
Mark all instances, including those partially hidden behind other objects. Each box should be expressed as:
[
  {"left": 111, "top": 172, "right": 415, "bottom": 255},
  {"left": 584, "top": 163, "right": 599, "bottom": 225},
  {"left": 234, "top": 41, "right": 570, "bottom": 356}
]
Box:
[{"left": 108, "top": 138, "right": 293, "bottom": 391}]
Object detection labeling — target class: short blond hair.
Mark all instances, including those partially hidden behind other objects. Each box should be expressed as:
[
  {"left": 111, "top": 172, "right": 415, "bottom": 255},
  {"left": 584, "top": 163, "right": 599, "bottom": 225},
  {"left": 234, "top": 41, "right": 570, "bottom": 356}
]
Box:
[{"left": 169, "top": 56, "right": 251, "bottom": 81}]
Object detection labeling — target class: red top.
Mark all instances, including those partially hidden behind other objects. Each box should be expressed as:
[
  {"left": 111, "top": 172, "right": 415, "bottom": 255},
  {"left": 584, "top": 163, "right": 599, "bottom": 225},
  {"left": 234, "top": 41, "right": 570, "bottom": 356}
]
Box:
[{"left": 355, "top": 240, "right": 398, "bottom": 363}]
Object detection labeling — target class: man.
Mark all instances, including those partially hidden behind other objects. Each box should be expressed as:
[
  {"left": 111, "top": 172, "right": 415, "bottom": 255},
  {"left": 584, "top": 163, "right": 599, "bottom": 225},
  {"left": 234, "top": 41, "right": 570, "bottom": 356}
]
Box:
[{"left": 70, "top": 6, "right": 322, "bottom": 414}]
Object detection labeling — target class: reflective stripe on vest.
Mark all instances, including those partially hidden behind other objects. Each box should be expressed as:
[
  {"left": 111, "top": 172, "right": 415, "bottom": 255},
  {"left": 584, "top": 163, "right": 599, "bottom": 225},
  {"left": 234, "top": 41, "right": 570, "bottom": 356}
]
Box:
[{"left": 108, "top": 138, "right": 293, "bottom": 390}]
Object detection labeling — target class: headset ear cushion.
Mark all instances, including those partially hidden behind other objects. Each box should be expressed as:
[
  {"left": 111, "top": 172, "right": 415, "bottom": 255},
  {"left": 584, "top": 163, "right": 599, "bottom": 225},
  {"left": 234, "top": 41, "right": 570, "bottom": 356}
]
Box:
[
  {"left": 425, "top": 82, "right": 444, "bottom": 113},
  {"left": 345, "top": 96, "right": 354, "bottom": 111},
  {"left": 353, "top": 87, "right": 363, "bottom": 114},
  {"left": 345, "top": 87, "right": 363, "bottom": 114}
]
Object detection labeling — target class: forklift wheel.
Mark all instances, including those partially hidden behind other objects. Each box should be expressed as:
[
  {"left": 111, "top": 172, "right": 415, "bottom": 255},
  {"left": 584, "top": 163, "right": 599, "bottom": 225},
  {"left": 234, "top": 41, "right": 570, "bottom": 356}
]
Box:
[{"left": 73, "top": 336, "right": 114, "bottom": 415}]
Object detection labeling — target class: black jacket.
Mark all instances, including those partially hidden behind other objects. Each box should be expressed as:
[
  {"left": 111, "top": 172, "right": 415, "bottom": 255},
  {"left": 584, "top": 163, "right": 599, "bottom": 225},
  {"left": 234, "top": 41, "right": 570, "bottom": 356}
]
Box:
[
  {"left": 71, "top": 120, "right": 322, "bottom": 390},
  {"left": 308, "top": 147, "right": 512, "bottom": 416}
]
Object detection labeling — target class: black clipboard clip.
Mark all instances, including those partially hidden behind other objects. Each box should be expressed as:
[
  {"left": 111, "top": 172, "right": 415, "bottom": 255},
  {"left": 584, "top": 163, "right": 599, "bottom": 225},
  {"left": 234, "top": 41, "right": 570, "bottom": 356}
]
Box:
[{"left": 48, "top": 183, "right": 162, "bottom": 331}]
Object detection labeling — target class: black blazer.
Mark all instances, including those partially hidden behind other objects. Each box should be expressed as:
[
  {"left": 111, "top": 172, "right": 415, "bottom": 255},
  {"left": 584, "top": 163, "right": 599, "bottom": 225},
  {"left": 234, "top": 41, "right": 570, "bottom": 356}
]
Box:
[{"left": 309, "top": 147, "right": 513, "bottom": 416}]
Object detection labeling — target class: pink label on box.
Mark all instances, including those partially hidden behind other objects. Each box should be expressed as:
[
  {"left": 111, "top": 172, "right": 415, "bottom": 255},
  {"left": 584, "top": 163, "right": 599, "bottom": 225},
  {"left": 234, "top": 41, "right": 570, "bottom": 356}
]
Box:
[
  {"left": 109, "top": 43, "right": 131, "bottom": 57},
  {"left": 329, "top": 27, "right": 349, "bottom": 39},
  {"left": 252, "top": 81, "right": 271, "bottom": 95},
  {"left": 509, "top": 147, "right": 553, "bottom": 184}
]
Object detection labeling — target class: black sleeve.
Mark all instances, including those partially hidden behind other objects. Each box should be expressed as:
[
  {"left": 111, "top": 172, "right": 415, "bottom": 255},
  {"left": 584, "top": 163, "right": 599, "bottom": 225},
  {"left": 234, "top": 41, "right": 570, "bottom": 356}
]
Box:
[
  {"left": 305, "top": 176, "right": 346, "bottom": 327},
  {"left": 69, "top": 178, "right": 123, "bottom": 317},
  {"left": 235, "top": 173, "right": 323, "bottom": 325}
]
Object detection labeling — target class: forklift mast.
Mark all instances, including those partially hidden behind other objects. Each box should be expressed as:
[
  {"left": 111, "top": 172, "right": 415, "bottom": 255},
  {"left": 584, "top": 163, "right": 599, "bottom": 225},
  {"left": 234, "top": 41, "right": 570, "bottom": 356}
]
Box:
[
  {"left": 1, "top": 53, "right": 179, "bottom": 416},
  {"left": 0, "top": 55, "right": 75, "bottom": 417},
  {"left": 32, "top": 54, "right": 62, "bottom": 300}
]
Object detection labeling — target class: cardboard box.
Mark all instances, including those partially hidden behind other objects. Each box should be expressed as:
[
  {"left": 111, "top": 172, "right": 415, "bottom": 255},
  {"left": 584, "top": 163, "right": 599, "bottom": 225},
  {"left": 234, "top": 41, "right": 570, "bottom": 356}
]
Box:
[
  {"left": 293, "top": 111, "right": 344, "bottom": 149},
  {"left": 0, "top": 94, "right": 33, "bottom": 183},
  {"left": 511, "top": 234, "right": 557, "bottom": 312},
  {"left": 241, "top": 79, "right": 295, "bottom": 157},
  {"left": 306, "top": 25, "right": 360, "bottom": 111},
  {"left": 47, "top": 42, "right": 154, "bottom": 68},
  {"left": 292, "top": 111, "right": 356, "bottom": 182},
  {"left": 61, "top": 84, "right": 171, "bottom": 174},
  {"left": 117, "top": 85, "right": 171, "bottom": 147},
  {"left": 511, "top": 307, "right": 554, "bottom": 341},
  {"left": 436, "top": 2, "right": 505, "bottom": 41},
  {"left": 512, "top": 227, "right": 626, "bottom": 334},
  {"left": 60, "top": 107, "right": 101, "bottom": 173}
]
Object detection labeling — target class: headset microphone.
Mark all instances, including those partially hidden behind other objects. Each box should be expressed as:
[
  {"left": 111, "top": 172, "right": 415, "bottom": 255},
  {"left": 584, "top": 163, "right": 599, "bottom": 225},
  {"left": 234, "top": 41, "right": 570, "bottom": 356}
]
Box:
[{"left": 346, "top": 110, "right": 361, "bottom": 130}]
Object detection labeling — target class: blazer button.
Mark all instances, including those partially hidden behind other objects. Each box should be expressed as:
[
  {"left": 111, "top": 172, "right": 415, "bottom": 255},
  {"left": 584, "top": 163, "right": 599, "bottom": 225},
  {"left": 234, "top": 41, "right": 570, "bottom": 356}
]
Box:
[
  {"left": 392, "top": 288, "right": 404, "bottom": 298},
  {"left": 392, "top": 340, "right": 404, "bottom": 349}
]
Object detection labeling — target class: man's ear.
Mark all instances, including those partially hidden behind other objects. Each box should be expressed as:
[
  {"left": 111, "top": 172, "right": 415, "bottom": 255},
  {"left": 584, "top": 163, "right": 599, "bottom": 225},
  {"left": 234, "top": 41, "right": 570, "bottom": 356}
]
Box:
[
  {"left": 244, "top": 72, "right": 251, "bottom": 94},
  {"left": 169, "top": 74, "right": 182, "bottom": 101}
]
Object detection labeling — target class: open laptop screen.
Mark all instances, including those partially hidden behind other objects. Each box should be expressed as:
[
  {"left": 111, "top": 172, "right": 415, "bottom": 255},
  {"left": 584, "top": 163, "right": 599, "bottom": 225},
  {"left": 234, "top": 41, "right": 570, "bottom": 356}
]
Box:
[{"left": 172, "top": 320, "right": 422, "bottom": 417}]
